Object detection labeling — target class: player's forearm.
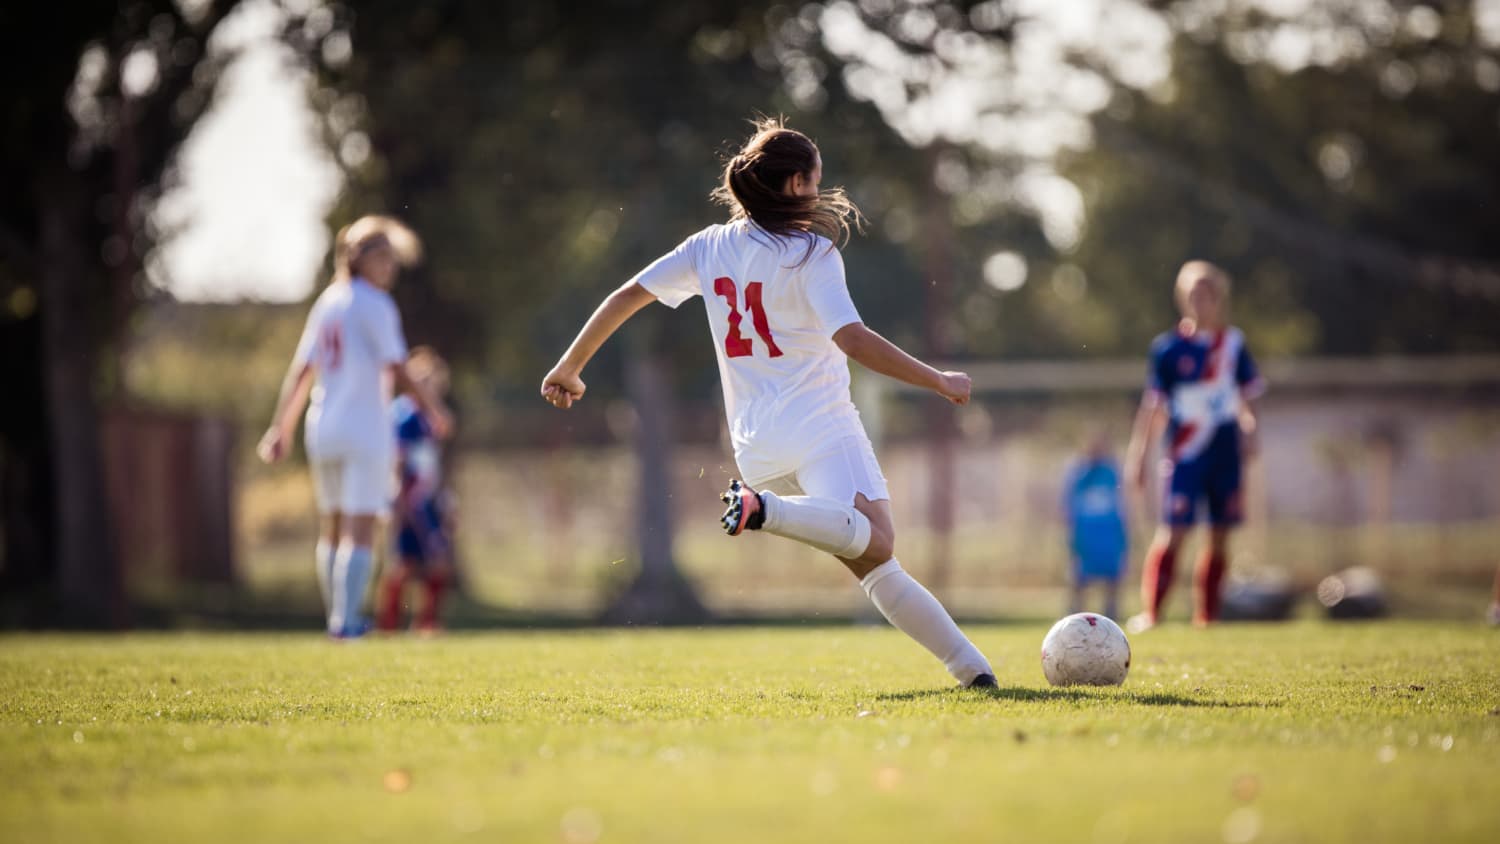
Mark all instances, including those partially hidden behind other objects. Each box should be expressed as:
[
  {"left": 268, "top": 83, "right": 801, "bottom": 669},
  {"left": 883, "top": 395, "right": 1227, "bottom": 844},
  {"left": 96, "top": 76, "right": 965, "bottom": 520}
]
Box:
[
  {"left": 269, "top": 364, "right": 313, "bottom": 434},
  {"left": 1239, "top": 399, "right": 1259, "bottom": 435},
  {"left": 555, "top": 282, "right": 656, "bottom": 376},
  {"left": 1124, "top": 402, "right": 1160, "bottom": 463},
  {"left": 835, "top": 324, "right": 943, "bottom": 392}
]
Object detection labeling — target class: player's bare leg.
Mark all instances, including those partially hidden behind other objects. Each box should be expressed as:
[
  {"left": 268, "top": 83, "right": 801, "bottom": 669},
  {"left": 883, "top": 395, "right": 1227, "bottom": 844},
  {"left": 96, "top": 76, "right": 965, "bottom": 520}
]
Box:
[
  {"left": 1067, "top": 574, "right": 1085, "bottom": 616},
  {"left": 1193, "top": 527, "right": 1231, "bottom": 627},
  {"left": 1103, "top": 576, "right": 1121, "bottom": 621},
  {"left": 1128, "top": 525, "right": 1188, "bottom": 633}
]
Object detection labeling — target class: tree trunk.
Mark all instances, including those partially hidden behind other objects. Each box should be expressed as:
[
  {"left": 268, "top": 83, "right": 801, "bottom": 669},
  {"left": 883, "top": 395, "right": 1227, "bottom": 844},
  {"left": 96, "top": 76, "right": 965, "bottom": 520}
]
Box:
[
  {"left": 40, "top": 187, "right": 125, "bottom": 628},
  {"left": 599, "top": 353, "right": 709, "bottom": 625},
  {"left": 0, "top": 311, "right": 56, "bottom": 605}
]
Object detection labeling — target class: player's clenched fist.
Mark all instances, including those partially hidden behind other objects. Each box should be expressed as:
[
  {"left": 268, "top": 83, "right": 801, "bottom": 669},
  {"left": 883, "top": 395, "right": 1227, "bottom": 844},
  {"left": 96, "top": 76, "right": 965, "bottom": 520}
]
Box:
[
  {"left": 937, "top": 370, "right": 971, "bottom": 405},
  {"left": 541, "top": 367, "right": 586, "bottom": 409}
]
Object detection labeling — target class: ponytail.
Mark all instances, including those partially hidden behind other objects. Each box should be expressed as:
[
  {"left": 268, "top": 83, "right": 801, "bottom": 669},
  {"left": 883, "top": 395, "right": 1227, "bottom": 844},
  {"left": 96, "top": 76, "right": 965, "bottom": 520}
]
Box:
[{"left": 711, "top": 117, "right": 864, "bottom": 264}]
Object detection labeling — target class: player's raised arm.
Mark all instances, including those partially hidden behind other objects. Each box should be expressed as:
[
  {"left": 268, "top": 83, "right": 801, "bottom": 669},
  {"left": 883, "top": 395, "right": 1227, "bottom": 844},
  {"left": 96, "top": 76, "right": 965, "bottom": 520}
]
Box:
[
  {"left": 831, "top": 322, "right": 971, "bottom": 405},
  {"left": 541, "top": 280, "right": 658, "bottom": 409}
]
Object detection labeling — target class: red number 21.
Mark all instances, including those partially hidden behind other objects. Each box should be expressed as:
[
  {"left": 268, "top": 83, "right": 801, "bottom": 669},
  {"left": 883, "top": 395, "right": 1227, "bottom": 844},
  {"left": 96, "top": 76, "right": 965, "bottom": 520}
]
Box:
[
  {"left": 319, "top": 322, "right": 343, "bottom": 371},
  {"left": 713, "top": 277, "right": 783, "bottom": 359}
]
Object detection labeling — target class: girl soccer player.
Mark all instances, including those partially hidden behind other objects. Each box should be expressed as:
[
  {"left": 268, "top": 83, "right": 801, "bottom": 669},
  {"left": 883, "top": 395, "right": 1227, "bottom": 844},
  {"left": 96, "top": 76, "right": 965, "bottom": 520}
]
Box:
[
  {"left": 1124, "top": 261, "right": 1264, "bottom": 631},
  {"left": 540, "top": 118, "right": 996, "bottom": 688},
  {"left": 259, "top": 215, "right": 451, "bottom": 638}
]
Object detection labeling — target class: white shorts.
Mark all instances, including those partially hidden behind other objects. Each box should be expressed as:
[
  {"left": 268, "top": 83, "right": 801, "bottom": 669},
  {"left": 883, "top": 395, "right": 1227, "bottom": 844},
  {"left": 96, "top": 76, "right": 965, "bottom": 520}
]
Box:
[
  {"left": 749, "top": 436, "right": 890, "bottom": 505},
  {"left": 310, "top": 454, "right": 393, "bottom": 516}
]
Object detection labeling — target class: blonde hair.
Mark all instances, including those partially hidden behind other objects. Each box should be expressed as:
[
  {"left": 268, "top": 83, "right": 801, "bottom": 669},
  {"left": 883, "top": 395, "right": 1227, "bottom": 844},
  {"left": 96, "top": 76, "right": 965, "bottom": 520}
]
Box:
[
  {"left": 333, "top": 215, "right": 423, "bottom": 282},
  {"left": 1174, "top": 260, "right": 1231, "bottom": 315}
]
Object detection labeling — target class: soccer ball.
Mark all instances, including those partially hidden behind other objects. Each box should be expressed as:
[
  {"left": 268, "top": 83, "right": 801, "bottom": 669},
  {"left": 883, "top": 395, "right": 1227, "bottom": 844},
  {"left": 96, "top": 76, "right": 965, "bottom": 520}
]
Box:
[{"left": 1040, "top": 613, "right": 1131, "bottom": 686}]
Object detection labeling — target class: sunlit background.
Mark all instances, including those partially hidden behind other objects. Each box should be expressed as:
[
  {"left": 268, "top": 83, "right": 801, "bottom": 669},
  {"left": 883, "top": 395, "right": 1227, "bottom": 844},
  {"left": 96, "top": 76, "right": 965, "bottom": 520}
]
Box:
[{"left": 4, "top": 0, "right": 1500, "bottom": 626}]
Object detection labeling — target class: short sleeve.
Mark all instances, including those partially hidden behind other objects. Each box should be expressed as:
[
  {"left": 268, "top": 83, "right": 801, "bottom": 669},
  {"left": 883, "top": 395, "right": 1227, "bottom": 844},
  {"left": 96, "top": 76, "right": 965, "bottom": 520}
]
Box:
[
  {"left": 1236, "top": 336, "right": 1267, "bottom": 398},
  {"left": 291, "top": 302, "right": 321, "bottom": 367},
  {"left": 367, "top": 295, "right": 408, "bottom": 365},
  {"left": 804, "top": 245, "right": 862, "bottom": 336},
  {"left": 631, "top": 235, "right": 701, "bottom": 309}
]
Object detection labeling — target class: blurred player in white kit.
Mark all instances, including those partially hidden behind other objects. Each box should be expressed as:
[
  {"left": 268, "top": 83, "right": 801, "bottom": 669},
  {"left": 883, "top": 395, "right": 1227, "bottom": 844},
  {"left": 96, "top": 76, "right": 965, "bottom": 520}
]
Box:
[{"left": 258, "top": 215, "right": 450, "bottom": 638}]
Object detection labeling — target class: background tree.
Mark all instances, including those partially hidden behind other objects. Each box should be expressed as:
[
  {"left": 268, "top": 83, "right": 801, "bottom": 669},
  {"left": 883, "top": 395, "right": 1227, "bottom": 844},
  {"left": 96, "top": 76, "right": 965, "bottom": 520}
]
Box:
[
  {"left": 794, "top": 0, "right": 1500, "bottom": 359},
  {"left": 0, "top": 1, "right": 244, "bottom": 625}
]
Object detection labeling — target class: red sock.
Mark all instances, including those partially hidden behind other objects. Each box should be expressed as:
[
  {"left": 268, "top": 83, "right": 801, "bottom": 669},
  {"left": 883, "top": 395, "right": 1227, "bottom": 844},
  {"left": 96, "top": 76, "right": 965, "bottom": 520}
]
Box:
[
  {"left": 377, "top": 570, "right": 406, "bottom": 632},
  {"left": 418, "top": 570, "right": 449, "bottom": 629},
  {"left": 1194, "top": 550, "right": 1227, "bottom": 625},
  {"left": 1140, "top": 544, "right": 1177, "bottom": 622}
]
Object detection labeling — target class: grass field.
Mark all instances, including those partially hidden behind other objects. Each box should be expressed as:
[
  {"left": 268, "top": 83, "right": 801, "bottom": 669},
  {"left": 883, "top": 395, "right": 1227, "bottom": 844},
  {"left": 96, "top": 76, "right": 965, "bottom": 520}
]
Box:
[{"left": 2, "top": 622, "right": 1498, "bottom": 843}]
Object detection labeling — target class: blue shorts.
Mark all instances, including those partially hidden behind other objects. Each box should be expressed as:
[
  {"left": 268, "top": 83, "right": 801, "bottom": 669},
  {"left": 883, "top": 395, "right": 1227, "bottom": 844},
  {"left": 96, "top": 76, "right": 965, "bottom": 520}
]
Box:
[
  {"left": 396, "top": 497, "right": 449, "bottom": 564},
  {"left": 1163, "top": 426, "right": 1243, "bottom": 527}
]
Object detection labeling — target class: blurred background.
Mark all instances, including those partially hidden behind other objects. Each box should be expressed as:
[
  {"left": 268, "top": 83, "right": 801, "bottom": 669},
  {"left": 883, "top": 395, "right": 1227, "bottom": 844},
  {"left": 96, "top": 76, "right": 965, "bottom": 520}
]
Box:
[{"left": 2, "top": 0, "right": 1497, "bottom": 628}]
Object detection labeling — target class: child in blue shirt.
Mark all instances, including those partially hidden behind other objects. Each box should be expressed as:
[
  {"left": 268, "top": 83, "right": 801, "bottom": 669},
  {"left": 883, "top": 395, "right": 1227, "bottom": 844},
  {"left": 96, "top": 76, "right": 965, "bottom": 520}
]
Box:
[{"left": 1063, "top": 432, "right": 1128, "bottom": 619}]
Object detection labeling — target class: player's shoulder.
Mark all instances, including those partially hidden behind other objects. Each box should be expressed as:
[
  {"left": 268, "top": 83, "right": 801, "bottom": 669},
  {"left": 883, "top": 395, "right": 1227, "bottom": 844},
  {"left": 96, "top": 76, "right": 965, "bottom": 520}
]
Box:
[
  {"left": 1148, "top": 330, "right": 1182, "bottom": 356},
  {"left": 351, "top": 278, "right": 398, "bottom": 311},
  {"left": 685, "top": 222, "right": 733, "bottom": 247}
]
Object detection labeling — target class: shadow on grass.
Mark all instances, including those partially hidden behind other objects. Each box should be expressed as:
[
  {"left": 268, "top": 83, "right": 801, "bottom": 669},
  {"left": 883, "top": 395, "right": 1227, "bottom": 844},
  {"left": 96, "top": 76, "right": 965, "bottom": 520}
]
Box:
[{"left": 878, "top": 685, "right": 1272, "bottom": 708}]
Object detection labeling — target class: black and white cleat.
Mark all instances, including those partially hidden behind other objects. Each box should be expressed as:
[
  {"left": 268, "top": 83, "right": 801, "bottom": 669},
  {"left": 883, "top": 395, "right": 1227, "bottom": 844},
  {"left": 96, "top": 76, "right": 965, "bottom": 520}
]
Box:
[
  {"left": 719, "top": 479, "right": 764, "bottom": 536},
  {"left": 966, "top": 673, "right": 998, "bottom": 689}
]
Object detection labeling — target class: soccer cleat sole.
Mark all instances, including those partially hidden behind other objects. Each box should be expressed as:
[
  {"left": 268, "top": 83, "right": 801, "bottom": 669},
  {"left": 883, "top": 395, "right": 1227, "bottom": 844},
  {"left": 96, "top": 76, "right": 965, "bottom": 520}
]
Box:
[{"left": 719, "top": 480, "right": 761, "bottom": 536}]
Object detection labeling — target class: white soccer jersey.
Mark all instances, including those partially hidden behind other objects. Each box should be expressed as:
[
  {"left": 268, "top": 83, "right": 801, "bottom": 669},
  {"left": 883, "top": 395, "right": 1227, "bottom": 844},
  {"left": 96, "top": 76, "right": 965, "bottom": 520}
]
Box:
[
  {"left": 633, "top": 220, "right": 866, "bottom": 482},
  {"left": 292, "top": 277, "right": 409, "bottom": 460}
]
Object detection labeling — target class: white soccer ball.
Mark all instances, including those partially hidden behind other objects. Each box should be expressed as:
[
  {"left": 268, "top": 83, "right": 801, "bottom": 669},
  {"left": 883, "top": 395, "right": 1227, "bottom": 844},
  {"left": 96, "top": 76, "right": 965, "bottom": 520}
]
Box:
[{"left": 1040, "top": 613, "right": 1131, "bottom": 686}]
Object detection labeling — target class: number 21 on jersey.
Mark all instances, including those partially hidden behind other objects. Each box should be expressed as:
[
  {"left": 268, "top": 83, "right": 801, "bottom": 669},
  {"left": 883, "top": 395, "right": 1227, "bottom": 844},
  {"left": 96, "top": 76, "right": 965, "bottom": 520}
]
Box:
[
  {"left": 713, "top": 277, "right": 782, "bottom": 359},
  {"left": 319, "top": 322, "right": 343, "bottom": 371}
]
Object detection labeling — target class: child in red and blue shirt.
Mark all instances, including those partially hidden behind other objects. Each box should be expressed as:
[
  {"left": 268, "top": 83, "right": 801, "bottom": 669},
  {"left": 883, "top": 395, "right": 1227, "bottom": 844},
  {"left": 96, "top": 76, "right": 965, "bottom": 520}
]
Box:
[{"left": 1124, "top": 261, "right": 1264, "bottom": 631}]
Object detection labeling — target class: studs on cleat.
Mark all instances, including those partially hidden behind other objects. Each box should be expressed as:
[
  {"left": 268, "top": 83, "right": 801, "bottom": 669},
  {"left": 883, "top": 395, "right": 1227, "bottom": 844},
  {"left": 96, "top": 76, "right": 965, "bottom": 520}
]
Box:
[{"left": 718, "top": 480, "right": 761, "bottom": 536}]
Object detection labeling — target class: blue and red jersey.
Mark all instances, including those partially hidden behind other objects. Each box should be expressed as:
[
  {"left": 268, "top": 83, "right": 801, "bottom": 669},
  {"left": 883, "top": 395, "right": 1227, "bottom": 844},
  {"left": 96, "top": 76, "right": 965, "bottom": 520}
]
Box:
[
  {"left": 392, "top": 395, "right": 448, "bottom": 562},
  {"left": 1145, "top": 326, "right": 1264, "bottom": 464}
]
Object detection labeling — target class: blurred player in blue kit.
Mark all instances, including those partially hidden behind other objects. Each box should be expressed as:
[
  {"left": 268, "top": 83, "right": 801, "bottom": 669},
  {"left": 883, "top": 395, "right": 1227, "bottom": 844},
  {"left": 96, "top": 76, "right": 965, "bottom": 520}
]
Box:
[
  {"left": 377, "top": 347, "right": 455, "bottom": 635},
  {"left": 1062, "top": 431, "right": 1128, "bottom": 619},
  {"left": 1124, "top": 260, "right": 1264, "bottom": 632}
]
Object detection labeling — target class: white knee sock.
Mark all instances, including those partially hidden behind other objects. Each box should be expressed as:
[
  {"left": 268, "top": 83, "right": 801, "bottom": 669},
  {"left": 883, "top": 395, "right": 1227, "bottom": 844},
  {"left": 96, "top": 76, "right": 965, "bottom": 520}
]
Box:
[
  {"left": 315, "top": 540, "right": 334, "bottom": 617},
  {"left": 860, "top": 560, "right": 993, "bottom": 685},
  {"left": 759, "top": 491, "right": 872, "bottom": 558},
  {"left": 329, "top": 544, "right": 373, "bottom": 635}
]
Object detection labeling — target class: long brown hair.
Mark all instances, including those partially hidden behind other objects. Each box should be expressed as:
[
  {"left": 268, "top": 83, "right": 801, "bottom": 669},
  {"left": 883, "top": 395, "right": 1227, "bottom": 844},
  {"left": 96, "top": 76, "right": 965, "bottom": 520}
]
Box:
[{"left": 711, "top": 117, "right": 864, "bottom": 262}]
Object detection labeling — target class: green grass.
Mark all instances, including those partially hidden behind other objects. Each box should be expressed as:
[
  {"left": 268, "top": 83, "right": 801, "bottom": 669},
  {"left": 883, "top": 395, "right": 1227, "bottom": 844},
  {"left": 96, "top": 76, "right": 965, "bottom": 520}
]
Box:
[{"left": 2, "top": 623, "right": 1498, "bottom": 843}]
